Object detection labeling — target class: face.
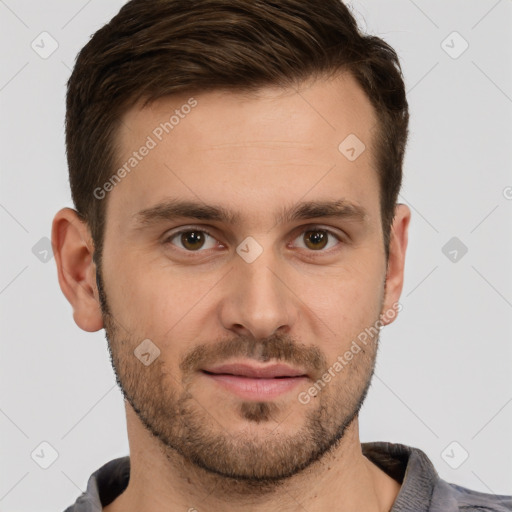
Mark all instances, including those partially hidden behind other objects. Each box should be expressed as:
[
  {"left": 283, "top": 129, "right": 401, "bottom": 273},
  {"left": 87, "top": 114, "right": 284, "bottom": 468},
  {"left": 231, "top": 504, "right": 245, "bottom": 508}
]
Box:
[{"left": 94, "top": 73, "right": 403, "bottom": 482}]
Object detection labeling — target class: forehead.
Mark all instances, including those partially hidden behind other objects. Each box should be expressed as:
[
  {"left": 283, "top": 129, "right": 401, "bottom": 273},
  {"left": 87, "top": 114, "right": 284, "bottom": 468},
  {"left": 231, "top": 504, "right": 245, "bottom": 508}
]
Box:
[{"left": 107, "top": 72, "right": 380, "bottom": 231}]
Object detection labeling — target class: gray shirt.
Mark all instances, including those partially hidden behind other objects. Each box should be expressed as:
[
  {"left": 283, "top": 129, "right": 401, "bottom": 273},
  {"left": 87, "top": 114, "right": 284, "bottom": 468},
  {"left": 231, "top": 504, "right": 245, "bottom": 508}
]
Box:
[{"left": 64, "top": 442, "right": 511, "bottom": 511}]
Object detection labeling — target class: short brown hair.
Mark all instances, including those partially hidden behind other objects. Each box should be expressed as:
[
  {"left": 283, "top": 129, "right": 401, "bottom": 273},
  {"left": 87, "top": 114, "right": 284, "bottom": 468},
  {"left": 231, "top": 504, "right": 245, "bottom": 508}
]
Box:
[{"left": 66, "top": 0, "right": 408, "bottom": 264}]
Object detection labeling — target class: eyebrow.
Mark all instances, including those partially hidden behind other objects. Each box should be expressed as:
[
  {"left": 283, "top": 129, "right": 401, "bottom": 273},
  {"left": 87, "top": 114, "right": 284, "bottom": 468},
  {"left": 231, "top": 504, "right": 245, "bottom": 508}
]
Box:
[{"left": 132, "top": 198, "right": 368, "bottom": 230}]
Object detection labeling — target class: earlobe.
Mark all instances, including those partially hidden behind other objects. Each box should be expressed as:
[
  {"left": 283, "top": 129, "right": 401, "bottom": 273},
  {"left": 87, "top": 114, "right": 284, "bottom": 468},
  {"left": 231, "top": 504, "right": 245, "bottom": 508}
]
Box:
[
  {"left": 51, "top": 208, "right": 104, "bottom": 332},
  {"left": 381, "top": 203, "right": 411, "bottom": 326}
]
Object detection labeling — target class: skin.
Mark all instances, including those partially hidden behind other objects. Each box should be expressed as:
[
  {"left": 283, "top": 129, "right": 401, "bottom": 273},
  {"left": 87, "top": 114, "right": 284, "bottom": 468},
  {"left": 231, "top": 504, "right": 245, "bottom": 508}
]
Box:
[{"left": 52, "top": 72, "right": 410, "bottom": 512}]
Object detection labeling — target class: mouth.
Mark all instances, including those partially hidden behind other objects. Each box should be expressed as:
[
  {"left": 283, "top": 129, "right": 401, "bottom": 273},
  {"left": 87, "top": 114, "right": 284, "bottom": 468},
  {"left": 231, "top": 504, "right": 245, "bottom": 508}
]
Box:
[{"left": 200, "top": 362, "right": 309, "bottom": 400}]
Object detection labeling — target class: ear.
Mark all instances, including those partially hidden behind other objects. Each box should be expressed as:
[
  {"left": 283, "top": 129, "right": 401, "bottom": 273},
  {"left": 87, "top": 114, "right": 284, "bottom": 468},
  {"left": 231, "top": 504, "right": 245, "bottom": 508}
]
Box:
[
  {"left": 51, "top": 207, "right": 104, "bottom": 332},
  {"left": 381, "top": 203, "right": 411, "bottom": 326}
]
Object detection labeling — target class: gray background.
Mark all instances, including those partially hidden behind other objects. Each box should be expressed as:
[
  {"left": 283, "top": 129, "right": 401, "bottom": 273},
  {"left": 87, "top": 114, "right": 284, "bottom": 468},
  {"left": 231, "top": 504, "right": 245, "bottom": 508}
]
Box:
[{"left": 1, "top": 0, "right": 511, "bottom": 510}]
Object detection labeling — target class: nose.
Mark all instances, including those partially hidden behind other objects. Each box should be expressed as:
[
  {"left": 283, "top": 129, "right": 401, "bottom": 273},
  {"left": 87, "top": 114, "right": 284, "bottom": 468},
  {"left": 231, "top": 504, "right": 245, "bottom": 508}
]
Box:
[{"left": 218, "top": 249, "right": 298, "bottom": 340}]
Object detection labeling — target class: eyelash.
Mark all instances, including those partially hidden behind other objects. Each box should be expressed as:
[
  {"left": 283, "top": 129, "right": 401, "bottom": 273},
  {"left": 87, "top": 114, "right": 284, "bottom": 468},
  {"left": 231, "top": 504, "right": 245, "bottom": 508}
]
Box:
[{"left": 163, "top": 225, "right": 345, "bottom": 255}]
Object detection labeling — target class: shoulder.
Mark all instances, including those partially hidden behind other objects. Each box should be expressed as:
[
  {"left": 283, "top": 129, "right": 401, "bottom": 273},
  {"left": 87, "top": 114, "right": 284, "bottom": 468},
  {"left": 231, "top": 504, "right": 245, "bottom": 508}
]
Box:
[
  {"left": 63, "top": 456, "right": 130, "bottom": 512},
  {"left": 361, "top": 442, "right": 511, "bottom": 512},
  {"left": 431, "top": 479, "right": 512, "bottom": 512}
]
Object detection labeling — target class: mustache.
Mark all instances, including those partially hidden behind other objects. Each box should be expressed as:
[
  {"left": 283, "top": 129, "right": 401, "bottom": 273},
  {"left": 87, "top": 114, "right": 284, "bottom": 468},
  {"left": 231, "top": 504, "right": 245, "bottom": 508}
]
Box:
[{"left": 179, "top": 333, "right": 327, "bottom": 378}]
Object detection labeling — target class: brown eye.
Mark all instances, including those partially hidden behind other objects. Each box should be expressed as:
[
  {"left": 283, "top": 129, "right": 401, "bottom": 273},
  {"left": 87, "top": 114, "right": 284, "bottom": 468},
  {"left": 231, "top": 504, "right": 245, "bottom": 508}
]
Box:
[
  {"left": 303, "top": 229, "right": 329, "bottom": 250},
  {"left": 166, "top": 229, "right": 217, "bottom": 251},
  {"left": 180, "top": 231, "right": 206, "bottom": 250},
  {"left": 292, "top": 227, "right": 341, "bottom": 252}
]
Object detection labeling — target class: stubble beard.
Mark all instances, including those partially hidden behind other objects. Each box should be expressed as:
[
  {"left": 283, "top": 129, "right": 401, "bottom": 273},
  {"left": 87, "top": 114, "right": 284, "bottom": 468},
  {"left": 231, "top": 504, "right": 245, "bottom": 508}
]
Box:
[{"left": 97, "top": 268, "right": 379, "bottom": 494}]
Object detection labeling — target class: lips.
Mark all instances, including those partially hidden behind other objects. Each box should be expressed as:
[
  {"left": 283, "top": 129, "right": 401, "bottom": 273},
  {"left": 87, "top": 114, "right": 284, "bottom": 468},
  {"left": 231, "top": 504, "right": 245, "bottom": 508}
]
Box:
[
  {"left": 201, "top": 362, "right": 309, "bottom": 400},
  {"left": 201, "top": 362, "right": 308, "bottom": 379}
]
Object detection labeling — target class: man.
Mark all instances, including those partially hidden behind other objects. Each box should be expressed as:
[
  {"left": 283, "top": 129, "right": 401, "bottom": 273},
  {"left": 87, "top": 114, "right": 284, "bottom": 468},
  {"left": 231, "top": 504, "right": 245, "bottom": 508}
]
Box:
[{"left": 53, "top": 0, "right": 511, "bottom": 510}]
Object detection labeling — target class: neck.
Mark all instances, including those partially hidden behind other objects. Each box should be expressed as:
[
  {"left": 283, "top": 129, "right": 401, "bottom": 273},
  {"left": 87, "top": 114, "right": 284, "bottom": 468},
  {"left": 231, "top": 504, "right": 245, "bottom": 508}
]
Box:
[{"left": 104, "top": 404, "right": 400, "bottom": 512}]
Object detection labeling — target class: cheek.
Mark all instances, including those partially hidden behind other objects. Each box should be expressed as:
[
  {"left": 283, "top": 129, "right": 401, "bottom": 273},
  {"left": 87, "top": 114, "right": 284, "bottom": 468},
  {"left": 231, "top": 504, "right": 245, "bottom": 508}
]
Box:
[
  {"left": 104, "top": 254, "right": 223, "bottom": 338},
  {"left": 293, "top": 258, "right": 385, "bottom": 345}
]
